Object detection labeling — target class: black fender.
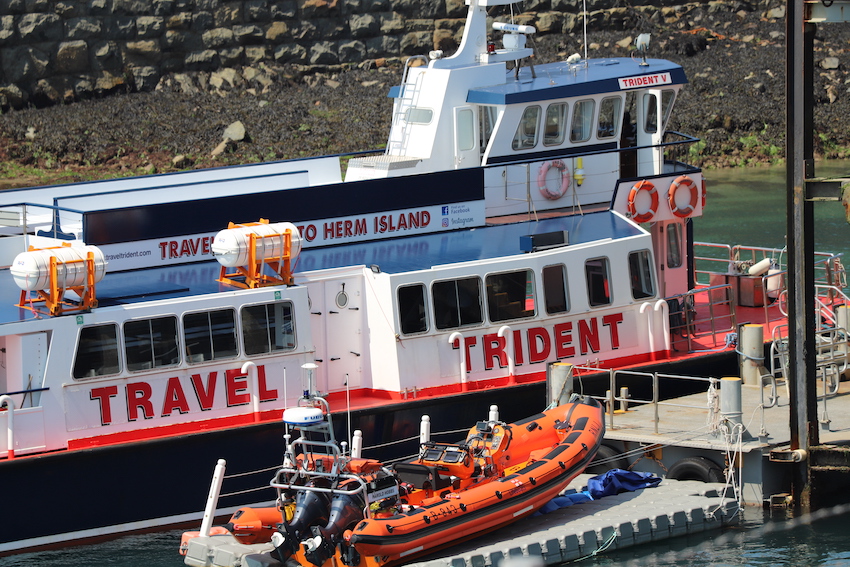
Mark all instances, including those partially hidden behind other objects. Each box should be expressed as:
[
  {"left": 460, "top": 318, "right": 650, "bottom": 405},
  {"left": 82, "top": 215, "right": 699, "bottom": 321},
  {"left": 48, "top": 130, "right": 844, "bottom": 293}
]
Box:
[{"left": 666, "top": 456, "right": 725, "bottom": 483}]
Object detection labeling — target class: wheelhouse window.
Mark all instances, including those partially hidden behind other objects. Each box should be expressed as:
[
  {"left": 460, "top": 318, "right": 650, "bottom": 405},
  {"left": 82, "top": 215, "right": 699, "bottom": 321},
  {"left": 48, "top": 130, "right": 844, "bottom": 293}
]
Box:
[
  {"left": 629, "top": 250, "right": 656, "bottom": 300},
  {"left": 241, "top": 301, "right": 296, "bottom": 355},
  {"left": 184, "top": 309, "right": 238, "bottom": 364},
  {"left": 398, "top": 284, "right": 428, "bottom": 335},
  {"left": 570, "top": 99, "right": 595, "bottom": 143},
  {"left": 643, "top": 93, "right": 659, "bottom": 133},
  {"left": 480, "top": 105, "right": 497, "bottom": 154},
  {"left": 585, "top": 258, "right": 611, "bottom": 307},
  {"left": 597, "top": 96, "right": 622, "bottom": 139},
  {"left": 433, "top": 277, "right": 483, "bottom": 330},
  {"left": 543, "top": 102, "right": 568, "bottom": 146},
  {"left": 486, "top": 269, "right": 535, "bottom": 322},
  {"left": 405, "top": 108, "right": 433, "bottom": 124},
  {"left": 661, "top": 89, "right": 676, "bottom": 131},
  {"left": 73, "top": 324, "right": 120, "bottom": 379},
  {"left": 512, "top": 106, "right": 541, "bottom": 150},
  {"left": 456, "top": 108, "right": 475, "bottom": 152},
  {"left": 542, "top": 264, "right": 570, "bottom": 314},
  {"left": 666, "top": 222, "right": 683, "bottom": 268},
  {"left": 124, "top": 316, "right": 179, "bottom": 372}
]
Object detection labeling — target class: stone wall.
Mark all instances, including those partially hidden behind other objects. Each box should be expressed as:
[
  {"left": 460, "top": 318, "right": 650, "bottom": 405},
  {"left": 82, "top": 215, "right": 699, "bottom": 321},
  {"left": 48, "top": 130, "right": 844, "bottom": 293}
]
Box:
[{"left": 0, "top": 0, "right": 775, "bottom": 108}]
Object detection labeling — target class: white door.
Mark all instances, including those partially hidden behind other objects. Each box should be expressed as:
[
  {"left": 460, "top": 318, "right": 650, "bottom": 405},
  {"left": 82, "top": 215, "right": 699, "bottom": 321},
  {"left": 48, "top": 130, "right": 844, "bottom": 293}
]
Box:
[
  {"left": 453, "top": 106, "right": 479, "bottom": 169},
  {"left": 309, "top": 278, "right": 364, "bottom": 395}
]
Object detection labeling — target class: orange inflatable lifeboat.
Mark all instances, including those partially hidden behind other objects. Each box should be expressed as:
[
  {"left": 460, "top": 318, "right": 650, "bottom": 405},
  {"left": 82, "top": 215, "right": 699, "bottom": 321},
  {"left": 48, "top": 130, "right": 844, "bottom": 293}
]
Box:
[{"left": 181, "top": 393, "right": 604, "bottom": 567}]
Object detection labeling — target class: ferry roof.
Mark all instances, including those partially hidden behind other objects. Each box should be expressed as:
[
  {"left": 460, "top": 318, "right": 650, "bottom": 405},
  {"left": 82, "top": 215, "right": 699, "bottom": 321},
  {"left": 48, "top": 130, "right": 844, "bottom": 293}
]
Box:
[
  {"left": 466, "top": 58, "right": 687, "bottom": 106},
  {"left": 0, "top": 211, "right": 641, "bottom": 325}
]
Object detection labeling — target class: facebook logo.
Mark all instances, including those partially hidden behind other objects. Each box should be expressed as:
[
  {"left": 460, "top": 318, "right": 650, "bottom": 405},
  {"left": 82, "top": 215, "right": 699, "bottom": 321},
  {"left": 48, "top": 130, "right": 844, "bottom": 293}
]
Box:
[{"left": 441, "top": 206, "right": 449, "bottom": 215}]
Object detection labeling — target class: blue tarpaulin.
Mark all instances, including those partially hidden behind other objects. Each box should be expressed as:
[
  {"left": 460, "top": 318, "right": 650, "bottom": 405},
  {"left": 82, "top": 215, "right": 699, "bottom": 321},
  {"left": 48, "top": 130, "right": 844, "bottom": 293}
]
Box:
[{"left": 587, "top": 469, "right": 662, "bottom": 498}]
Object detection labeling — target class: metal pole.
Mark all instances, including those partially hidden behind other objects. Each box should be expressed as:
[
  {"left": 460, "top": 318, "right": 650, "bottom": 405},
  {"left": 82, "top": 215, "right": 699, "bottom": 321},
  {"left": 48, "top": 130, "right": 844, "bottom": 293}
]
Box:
[{"left": 786, "top": 0, "right": 818, "bottom": 512}]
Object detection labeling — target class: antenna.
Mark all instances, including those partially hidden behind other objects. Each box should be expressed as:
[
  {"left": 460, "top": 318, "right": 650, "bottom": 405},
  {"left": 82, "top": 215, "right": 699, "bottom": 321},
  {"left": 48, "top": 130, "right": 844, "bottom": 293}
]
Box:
[{"left": 582, "top": 0, "right": 587, "bottom": 61}]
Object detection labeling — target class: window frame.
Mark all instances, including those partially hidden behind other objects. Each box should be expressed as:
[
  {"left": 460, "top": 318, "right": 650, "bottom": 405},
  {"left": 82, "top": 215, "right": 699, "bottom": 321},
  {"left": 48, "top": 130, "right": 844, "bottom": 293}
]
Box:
[
  {"left": 397, "top": 283, "right": 429, "bottom": 335},
  {"left": 240, "top": 301, "right": 297, "bottom": 357},
  {"left": 485, "top": 268, "right": 536, "bottom": 322},
  {"left": 432, "top": 276, "right": 484, "bottom": 330},
  {"left": 123, "top": 315, "right": 180, "bottom": 372},
  {"left": 542, "top": 264, "right": 570, "bottom": 315},
  {"left": 628, "top": 249, "right": 656, "bottom": 300},
  {"left": 73, "top": 323, "right": 121, "bottom": 380},
  {"left": 585, "top": 257, "right": 612, "bottom": 308},
  {"left": 183, "top": 308, "right": 239, "bottom": 365}
]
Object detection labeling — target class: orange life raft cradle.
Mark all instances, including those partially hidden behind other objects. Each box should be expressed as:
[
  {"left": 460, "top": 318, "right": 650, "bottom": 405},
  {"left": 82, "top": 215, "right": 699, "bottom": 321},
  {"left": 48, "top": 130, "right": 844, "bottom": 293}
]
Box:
[{"left": 182, "top": 393, "right": 604, "bottom": 567}]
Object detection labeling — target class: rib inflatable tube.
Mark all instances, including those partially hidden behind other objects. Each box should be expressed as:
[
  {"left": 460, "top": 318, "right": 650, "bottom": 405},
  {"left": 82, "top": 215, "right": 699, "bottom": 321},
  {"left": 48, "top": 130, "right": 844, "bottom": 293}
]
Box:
[
  {"left": 212, "top": 222, "right": 302, "bottom": 268},
  {"left": 11, "top": 245, "right": 107, "bottom": 291}
]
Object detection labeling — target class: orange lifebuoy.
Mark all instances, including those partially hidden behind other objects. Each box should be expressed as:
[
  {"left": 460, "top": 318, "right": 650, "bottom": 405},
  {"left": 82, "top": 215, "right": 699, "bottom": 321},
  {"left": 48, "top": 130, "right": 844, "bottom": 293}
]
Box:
[
  {"left": 668, "top": 175, "right": 700, "bottom": 218},
  {"left": 627, "top": 180, "right": 658, "bottom": 223},
  {"left": 537, "top": 160, "right": 571, "bottom": 200}
]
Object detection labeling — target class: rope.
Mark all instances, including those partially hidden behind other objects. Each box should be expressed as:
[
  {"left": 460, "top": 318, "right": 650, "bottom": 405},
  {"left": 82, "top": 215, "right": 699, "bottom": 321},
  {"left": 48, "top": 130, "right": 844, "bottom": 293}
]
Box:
[{"left": 566, "top": 529, "right": 617, "bottom": 563}]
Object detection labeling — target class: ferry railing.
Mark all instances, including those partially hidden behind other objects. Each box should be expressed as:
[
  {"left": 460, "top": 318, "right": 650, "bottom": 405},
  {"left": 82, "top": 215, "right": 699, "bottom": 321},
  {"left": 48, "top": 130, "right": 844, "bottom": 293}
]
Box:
[
  {"left": 0, "top": 386, "right": 48, "bottom": 410},
  {"left": 560, "top": 365, "right": 725, "bottom": 436},
  {"left": 666, "top": 284, "right": 737, "bottom": 353},
  {"left": 767, "top": 324, "right": 845, "bottom": 406}
]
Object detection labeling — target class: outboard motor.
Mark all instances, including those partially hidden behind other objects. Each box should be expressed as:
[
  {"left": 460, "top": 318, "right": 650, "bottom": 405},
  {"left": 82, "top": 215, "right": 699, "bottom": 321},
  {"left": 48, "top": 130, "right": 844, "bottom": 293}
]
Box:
[
  {"left": 303, "top": 490, "right": 366, "bottom": 566},
  {"left": 272, "top": 486, "right": 331, "bottom": 562}
]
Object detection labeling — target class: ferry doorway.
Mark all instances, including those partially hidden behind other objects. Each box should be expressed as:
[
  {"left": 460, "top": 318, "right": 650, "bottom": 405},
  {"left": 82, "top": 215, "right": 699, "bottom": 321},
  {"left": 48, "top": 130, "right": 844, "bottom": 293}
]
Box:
[
  {"left": 651, "top": 219, "right": 689, "bottom": 297},
  {"left": 308, "top": 277, "right": 364, "bottom": 394}
]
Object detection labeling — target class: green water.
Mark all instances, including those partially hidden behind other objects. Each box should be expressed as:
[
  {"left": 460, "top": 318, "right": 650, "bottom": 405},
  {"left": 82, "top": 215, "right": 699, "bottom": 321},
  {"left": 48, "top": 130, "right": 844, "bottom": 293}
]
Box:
[{"left": 696, "top": 161, "right": 850, "bottom": 260}]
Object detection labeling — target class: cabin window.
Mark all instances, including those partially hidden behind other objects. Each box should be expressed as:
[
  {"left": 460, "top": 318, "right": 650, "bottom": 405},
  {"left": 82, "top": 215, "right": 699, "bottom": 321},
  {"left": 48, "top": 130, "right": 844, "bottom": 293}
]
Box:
[
  {"left": 456, "top": 108, "right": 476, "bottom": 152},
  {"left": 486, "top": 269, "right": 535, "bottom": 322},
  {"left": 398, "top": 284, "right": 428, "bottom": 334},
  {"left": 124, "top": 316, "right": 180, "bottom": 371},
  {"left": 543, "top": 103, "right": 568, "bottom": 146},
  {"left": 629, "top": 250, "right": 656, "bottom": 300},
  {"left": 585, "top": 257, "right": 611, "bottom": 307},
  {"left": 643, "top": 93, "right": 658, "bottom": 134},
  {"left": 241, "top": 301, "right": 296, "bottom": 355},
  {"left": 405, "top": 108, "right": 433, "bottom": 124},
  {"left": 184, "top": 309, "right": 238, "bottom": 364},
  {"left": 73, "top": 324, "right": 120, "bottom": 379},
  {"left": 570, "top": 99, "right": 595, "bottom": 143},
  {"left": 512, "top": 106, "right": 541, "bottom": 150},
  {"left": 597, "top": 97, "right": 622, "bottom": 139},
  {"left": 661, "top": 89, "right": 676, "bottom": 131},
  {"left": 433, "top": 277, "right": 483, "bottom": 330},
  {"left": 480, "top": 106, "right": 497, "bottom": 154},
  {"left": 542, "top": 264, "right": 570, "bottom": 314},
  {"left": 667, "top": 222, "right": 683, "bottom": 268}
]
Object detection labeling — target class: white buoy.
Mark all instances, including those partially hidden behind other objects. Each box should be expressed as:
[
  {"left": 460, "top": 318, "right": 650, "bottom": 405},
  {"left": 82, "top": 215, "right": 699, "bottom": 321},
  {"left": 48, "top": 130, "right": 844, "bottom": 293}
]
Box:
[{"left": 748, "top": 257, "right": 772, "bottom": 276}]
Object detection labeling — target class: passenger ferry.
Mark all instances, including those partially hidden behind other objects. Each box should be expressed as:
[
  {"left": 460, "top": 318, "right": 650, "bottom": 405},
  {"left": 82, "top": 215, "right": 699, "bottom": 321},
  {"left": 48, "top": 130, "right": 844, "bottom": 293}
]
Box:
[{"left": 0, "top": 0, "right": 845, "bottom": 556}]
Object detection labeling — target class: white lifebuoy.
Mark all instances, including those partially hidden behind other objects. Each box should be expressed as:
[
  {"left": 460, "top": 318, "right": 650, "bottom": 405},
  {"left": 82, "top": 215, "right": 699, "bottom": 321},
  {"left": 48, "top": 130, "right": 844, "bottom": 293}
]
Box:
[
  {"left": 668, "top": 175, "right": 700, "bottom": 218},
  {"left": 537, "top": 160, "right": 571, "bottom": 200}
]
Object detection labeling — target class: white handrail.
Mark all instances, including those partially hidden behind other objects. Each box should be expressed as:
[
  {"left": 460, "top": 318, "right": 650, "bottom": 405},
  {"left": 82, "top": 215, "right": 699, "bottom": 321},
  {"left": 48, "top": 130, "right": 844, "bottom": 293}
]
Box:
[
  {"left": 199, "top": 459, "right": 227, "bottom": 537},
  {"left": 448, "top": 332, "right": 467, "bottom": 389},
  {"left": 0, "top": 395, "right": 13, "bottom": 459},
  {"left": 497, "top": 325, "right": 514, "bottom": 379}
]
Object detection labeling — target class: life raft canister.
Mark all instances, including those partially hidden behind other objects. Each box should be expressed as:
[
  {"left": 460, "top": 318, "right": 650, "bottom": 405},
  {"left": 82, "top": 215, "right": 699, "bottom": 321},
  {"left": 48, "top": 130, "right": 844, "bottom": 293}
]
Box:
[
  {"left": 668, "top": 175, "right": 700, "bottom": 218},
  {"left": 626, "top": 180, "right": 658, "bottom": 223},
  {"left": 537, "top": 160, "right": 571, "bottom": 200}
]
